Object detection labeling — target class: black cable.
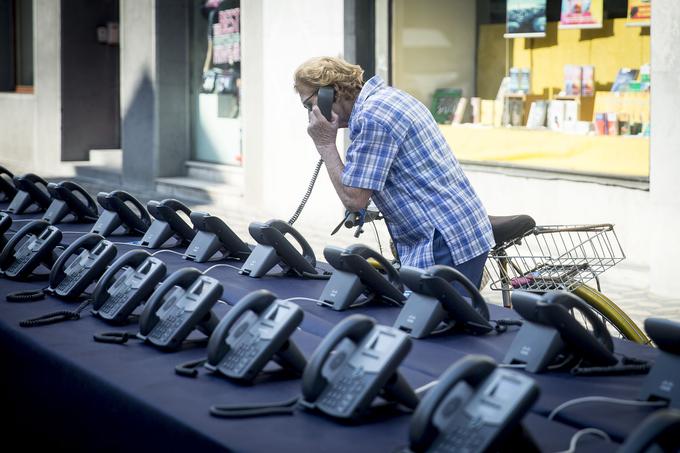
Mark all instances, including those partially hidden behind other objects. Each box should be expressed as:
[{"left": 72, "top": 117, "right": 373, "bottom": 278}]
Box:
[
  {"left": 492, "top": 319, "right": 523, "bottom": 333},
  {"left": 20, "top": 299, "right": 92, "bottom": 328},
  {"left": 570, "top": 356, "right": 651, "bottom": 376},
  {"left": 6, "top": 288, "right": 47, "bottom": 302},
  {"left": 288, "top": 159, "right": 323, "bottom": 225},
  {"left": 176, "top": 358, "right": 207, "bottom": 378},
  {"left": 371, "top": 220, "right": 383, "bottom": 256},
  {"left": 301, "top": 270, "right": 332, "bottom": 280},
  {"left": 210, "top": 396, "right": 301, "bottom": 418}
]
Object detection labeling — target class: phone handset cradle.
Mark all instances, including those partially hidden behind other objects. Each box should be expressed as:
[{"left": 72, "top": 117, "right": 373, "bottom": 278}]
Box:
[
  {"left": 0, "top": 219, "right": 62, "bottom": 280},
  {"left": 639, "top": 317, "right": 680, "bottom": 408},
  {"left": 0, "top": 165, "right": 17, "bottom": 201},
  {"left": 240, "top": 219, "right": 322, "bottom": 278},
  {"left": 319, "top": 244, "right": 405, "bottom": 310},
  {"left": 43, "top": 181, "right": 99, "bottom": 224},
  {"left": 90, "top": 190, "right": 151, "bottom": 236},
  {"left": 183, "top": 211, "right": 251, "bottom": 262},
  {"left": 7, "top": 173, "right": 52, "bottom": 214},
  {"left": 409, "top": 355, "right": 540, "bottom": 453},
  {"left": 394, "top": 265, "right": 493, "bottom": 339},
  {"left": 0, "top": 212, "right": 12, "bottom": 250},
  {"left": 301, "top": 314, "right": 418, "bottom": 420},
  {"left": 205, "top": 289, "right": 306, "bottom": 381},
  {"left": 91, "top": 249, "right": 167, "bottom": 324},
  {"left": 504, "top": 291, "right": 617, "bottom": 373},
  {"left": 137, "top": 267, "right": 223, "bottom": 350},
  {"left": 141, "top": 199, "right": 196, "bottom": 249}
]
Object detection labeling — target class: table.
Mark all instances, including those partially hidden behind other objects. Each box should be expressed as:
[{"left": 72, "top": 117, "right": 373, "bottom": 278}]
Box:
[{"left": 0, "top": 202, "right": 660, "bottom": 452}]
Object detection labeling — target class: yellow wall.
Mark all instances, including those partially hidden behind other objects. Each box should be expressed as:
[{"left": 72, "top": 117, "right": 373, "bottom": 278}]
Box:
[{"left": 478, "top": 18, "right": 650, "bottom": 98}]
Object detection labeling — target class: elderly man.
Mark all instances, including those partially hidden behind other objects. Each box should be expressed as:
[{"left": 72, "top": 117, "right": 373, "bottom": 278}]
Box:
[{"left": 294, "top": 56, "right": 494, "bottom": 288}]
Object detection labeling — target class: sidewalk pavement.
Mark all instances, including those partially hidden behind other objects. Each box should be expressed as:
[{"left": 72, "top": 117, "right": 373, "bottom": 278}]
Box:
[{"left": 72, "top": 176, "right": 680, "bottom": 333}]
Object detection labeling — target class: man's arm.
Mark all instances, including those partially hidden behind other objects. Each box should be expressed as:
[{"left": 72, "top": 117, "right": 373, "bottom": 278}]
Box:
[{"left": 307, "top": 106, "right": 372, "bottom": 212}]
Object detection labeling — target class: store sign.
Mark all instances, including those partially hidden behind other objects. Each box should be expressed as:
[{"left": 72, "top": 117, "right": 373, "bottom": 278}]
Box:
[
  {"left": 213, "top": 7, "right": 240, "bottom": 64},
  {"left": 559, "top": 0, "right": 603, "bottom": 29},
  {"left": 505, "top": 0, "right": 547, "bottom": 38},
  {"left": 626, "top": 0, "right": 651, "bottom": 27}
]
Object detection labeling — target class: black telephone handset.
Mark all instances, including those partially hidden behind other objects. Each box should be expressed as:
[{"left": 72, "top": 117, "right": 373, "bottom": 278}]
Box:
[
  {"left": 205, "top": 289, "right": 306, "bottom": 381},
  {"left": 240, "top": 219, "right": 319, "bottom": 278},
  {"left": 394, "top": 265, "right": 493, "bottom": 338},
  {"left": 90, "top": 190, "right": 151, "bottom": 236},
  {"left": 141, "top": 199, "right": 196, "bottom": 249},
  {"left": 409, "top": 355, "right": 540, "bottom": 453},
  {"left": 91, "top": 249, "right": 167, "bottom": 324},
  {"left": 43, "top": 181, "right": 99, "bottom": 224},
  {"left": 619, "top": 408, "right": 680, "bottom": 453},
  {"left": 317, "top": 86, "right": 334, "bottom": 121},
  {"left": 0, "top": 165, "right": 17, "bottom": 201},
  {"left": 47, "top": 233, "right": 117, "bottom": 299},
  {"left": 301, "top": 314, "right": 419, "bottom": 419},
  {"left": 7, "top": 173, "right": 52, "bottom": 214},
  {"left": 0, "top": 220, "right": 62, "bottom": 280},
  {"left": 504, "top": 291, "right": 616, "bottom": 372},
  {"left": 0, "top": 212, "right": 12, "bottom": 250},
  {"left": 138, "top": 267, "right": 223, "bottom": 350},
  {"left": 319, "top": 244, "right": 405, "bottom": 311},
  {"left": 183, "top": 211, "right": 251, "bottom": 262}
]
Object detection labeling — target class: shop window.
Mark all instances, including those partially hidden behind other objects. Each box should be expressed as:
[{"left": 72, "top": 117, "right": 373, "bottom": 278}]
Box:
[
  {"left": 0, "top": 0, "right": 33, "bottom": 93},
  {"left": 390, "top": 0, "right": 650, "bottom": 182}
]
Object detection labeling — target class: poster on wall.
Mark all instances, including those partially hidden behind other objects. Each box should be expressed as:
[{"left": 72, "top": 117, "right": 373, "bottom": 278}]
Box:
[
  {"left": 626, "top": 0, "right": 651, "bottom": 27},
  {"left": 559, "top": 0, "right": 604, "bottom": 29},
  {"left": 505, "top": 0, "right": 547, "bottom": 38}
]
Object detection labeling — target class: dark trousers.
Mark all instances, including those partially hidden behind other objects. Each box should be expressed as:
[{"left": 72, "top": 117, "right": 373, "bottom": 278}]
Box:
[{"left": 432, "top": 229, "right": 488, "bottom": 290}]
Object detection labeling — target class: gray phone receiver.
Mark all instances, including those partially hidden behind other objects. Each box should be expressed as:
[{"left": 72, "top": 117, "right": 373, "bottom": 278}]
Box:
[{"left": 317, "top": 86, "right": 334, "bottom": 121}]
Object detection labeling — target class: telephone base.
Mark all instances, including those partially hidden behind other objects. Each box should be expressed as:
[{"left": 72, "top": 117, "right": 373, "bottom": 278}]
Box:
[
  {"left": 394, "top": 293, "right": 448, "bottom": 339},
  {"left": 91, "top": 210, "right": 123, "bottom": 237},
  {"left": 318, "top": 271, "right": 366, "bottom": 311},
  {"left": 503, "top": 322, "right": 567, "bottom": 373},
  {"left": 639, "top": 350, "right": 680, "bottom": 409},
  {"left": 42, "top": 199, "right": 71, "bottom": 225},
  {"left": 240, "top": 245, "right": 280, "bottom": 278},
  {"left": 141, "top": 220, "right": 175, "bottom": 249},
  {"left": 7, "top": 191, "right": 40, "bottom": 214}
]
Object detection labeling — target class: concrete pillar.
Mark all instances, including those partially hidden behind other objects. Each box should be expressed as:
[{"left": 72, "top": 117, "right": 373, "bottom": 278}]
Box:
[
  {"left": 649, "top": 0, "right": 680, "bottom": 297},
  {"left": 119, "top": 0, "right": 190, "bottom": 191},
  {"left": 33, "top": 0, "right": 61, "bottom": 174}
]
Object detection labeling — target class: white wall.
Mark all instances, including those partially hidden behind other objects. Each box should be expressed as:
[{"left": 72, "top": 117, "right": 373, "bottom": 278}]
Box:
[
  {"left": 0, "top": 94, "right": 35, "bottom": 173},
  {"left": 649, "top": 0, "right": 680, "bottom": 297}
]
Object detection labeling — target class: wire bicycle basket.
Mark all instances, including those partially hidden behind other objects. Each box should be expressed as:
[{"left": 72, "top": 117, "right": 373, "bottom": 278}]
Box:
[{"left": 485, "top": 224, "right": 625, "bottom": 293}]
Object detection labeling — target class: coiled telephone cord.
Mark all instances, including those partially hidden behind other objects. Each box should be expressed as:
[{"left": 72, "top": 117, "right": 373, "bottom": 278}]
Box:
[{"left": 288, "top": 159, "right": 323, "bottom": 225}]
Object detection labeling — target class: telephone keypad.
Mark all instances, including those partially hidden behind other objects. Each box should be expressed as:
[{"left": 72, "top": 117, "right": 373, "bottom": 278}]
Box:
[
  {"left": 317, "top": 367, "right": 370, "bottom": 414},
  {"left": 98, "top": 291, "right": 130, "bottom": 318},
  {"left": 148, "top": 305, "right": 189, "bottom": 344},
  {"left": 431, "top": 419, "right": 493, "bottom": 453},
  {"left": 55, "top": 267, "right": 88, "bottom": 293},
  {"left": 220, "top": 334, "right": 264, "bottom": 375}
]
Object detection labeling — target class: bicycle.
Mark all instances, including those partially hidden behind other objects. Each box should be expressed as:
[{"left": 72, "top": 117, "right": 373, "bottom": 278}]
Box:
[{"left": 484, "top": 215, "right": 650, "bottom": 344}]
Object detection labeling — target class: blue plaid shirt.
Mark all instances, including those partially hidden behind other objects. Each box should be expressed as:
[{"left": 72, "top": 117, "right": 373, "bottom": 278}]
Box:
[{"left": 342, "top": 76, "right": 494, "bottom": 268}]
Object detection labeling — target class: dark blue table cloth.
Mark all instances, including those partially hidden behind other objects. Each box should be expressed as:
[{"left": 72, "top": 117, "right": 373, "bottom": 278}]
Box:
[{"left": 0, "top": 202, "right": 660, "bottom": 452}]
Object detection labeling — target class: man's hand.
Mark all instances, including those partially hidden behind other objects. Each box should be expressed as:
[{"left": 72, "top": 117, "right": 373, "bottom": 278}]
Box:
[{"left": 307, "top": 105, "right": 339, "bottom": 153}]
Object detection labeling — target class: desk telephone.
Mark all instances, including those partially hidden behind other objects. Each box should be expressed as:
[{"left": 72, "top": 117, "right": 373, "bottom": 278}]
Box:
[
  {"left": 319, "top": 244, "right": 405, "bottom": 310},
  {"left": 47, "top": 233, "right": 117, "bottom": 299},
  {"left": 205, "top": 289, "right": 306, "bottom": 381},
  {"left": 639, "top": 317, "right": 680, "bottom": 408},
  {"left": 7, "top": 173, "right": 52, "bottom": 214},
  {"left": 141, "top": 199, "right": 196, "bottom": 249},
  {"left": 0, "top": 220, "right": 62, "bottom": 280},
  {"left": 138, "top": 267, "right": 223, "bottom": 350},
  {"left": 301, "top": 314, "right": 419, "bottom": 419},
  {"left": 504, "top": 291, "right": 618, "bottom": 373},
  {"left": 619, "top": 408, "right": 680, "bottom": 453},
  {"left": 43, "top": 181, "right": 99, "bottom": 225},
  {"left": 0, "top": 212, "right": 12, "bottom": 250},
  {"left": 394, "top": 265, "right": 493, "bottom": 339},
  {"left": 183, "top": 211, "right": 251, "bottom": 262},
  {"left": 90, "top": 190, "right": 151, "bottom": 237},
  {"left": 408, "top": 355, "right": 540, "bottom": 453},
  {"left": 0, "top": 165, "right": 17, "bottom": 201},
  {"left": 91, "top": 249, "right": 167, "bottom": 324},
  {"left": 240, "top": 219, "right": 324, "bottom": 279}
]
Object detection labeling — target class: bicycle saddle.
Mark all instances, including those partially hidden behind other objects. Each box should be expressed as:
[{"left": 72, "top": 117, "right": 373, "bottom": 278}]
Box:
[
  {"left": 0, "top": 165, "right": 17, "bottom": 202},
  {"left": 43, "top": 181, "right": 99, "bottom": 224},
  {"left": 7, "top": 173, "right": 52, "bottom": 214},
  {"left": 488, "top": 215, "right": 536, "bottom": 247}
]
